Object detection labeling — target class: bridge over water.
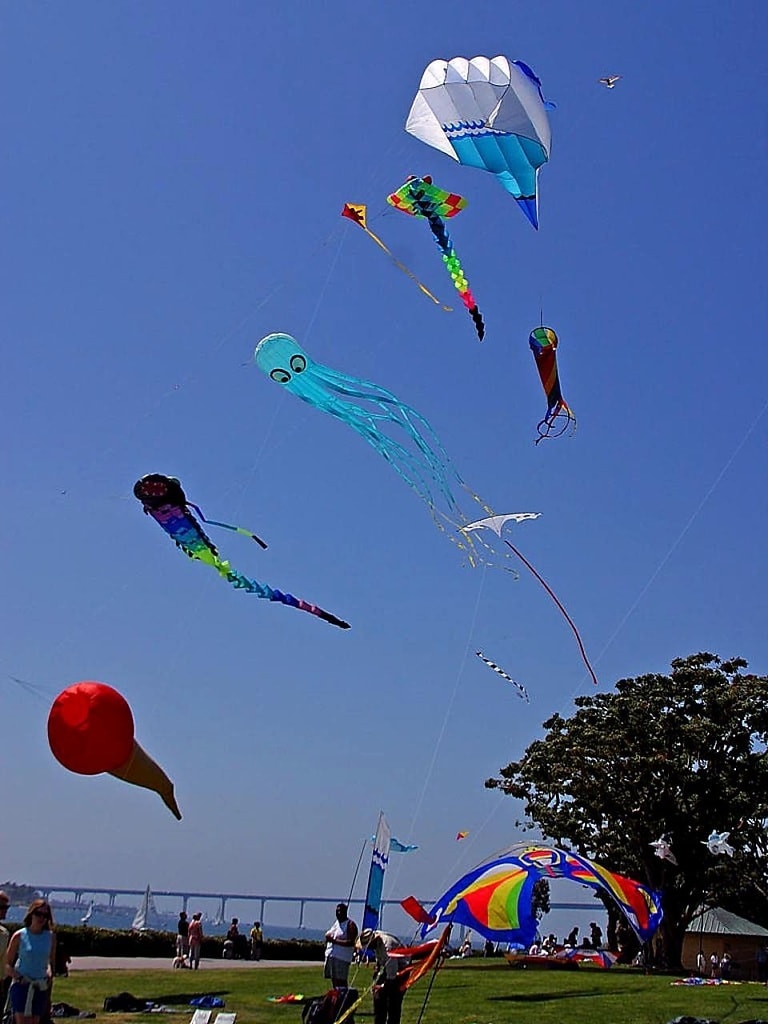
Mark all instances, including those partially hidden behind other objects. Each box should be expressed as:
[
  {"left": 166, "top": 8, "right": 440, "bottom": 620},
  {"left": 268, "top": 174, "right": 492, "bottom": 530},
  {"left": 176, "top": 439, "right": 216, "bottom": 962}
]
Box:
[{"left": 31, "top": 885, "right": 593, "bottom": 931}]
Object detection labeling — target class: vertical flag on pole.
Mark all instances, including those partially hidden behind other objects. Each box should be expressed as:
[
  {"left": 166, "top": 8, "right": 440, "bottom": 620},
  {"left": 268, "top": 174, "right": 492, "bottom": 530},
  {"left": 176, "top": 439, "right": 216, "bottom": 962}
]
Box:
[{"left": 362, "top": 812, "right": 391, "bottom": 935}]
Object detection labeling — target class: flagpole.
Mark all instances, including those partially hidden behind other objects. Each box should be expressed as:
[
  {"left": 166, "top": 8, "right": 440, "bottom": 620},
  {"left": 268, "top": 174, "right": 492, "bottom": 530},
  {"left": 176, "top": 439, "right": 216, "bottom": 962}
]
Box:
[{"left": 346, "top": 837, "right": 369, "bottom": 907}]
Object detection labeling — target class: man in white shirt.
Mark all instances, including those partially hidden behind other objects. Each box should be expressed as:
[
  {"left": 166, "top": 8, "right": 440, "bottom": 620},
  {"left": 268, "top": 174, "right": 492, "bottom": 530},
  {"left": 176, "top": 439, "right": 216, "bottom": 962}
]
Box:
[{"left": 324, "top": 903, "right": 358, "bottom": 988}]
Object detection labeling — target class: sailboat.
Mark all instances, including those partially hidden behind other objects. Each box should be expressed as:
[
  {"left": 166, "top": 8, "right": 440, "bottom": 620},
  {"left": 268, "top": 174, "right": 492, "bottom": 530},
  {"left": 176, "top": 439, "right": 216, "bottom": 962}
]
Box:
[
  {"left": 212, "top": 898, "right": 226, "bottom": 927},
  {"left": 80, "top": 899, "right": 95, "bottom": 925},
  {"left": 131, "top": 885, "right": 161, "bottom": 931}
]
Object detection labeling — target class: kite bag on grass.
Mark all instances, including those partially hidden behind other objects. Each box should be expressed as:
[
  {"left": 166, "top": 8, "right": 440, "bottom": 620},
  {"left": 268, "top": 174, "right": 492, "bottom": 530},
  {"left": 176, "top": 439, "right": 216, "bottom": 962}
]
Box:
[{"left": 301, "top": 989, "right": 358, "bottom": 1024}]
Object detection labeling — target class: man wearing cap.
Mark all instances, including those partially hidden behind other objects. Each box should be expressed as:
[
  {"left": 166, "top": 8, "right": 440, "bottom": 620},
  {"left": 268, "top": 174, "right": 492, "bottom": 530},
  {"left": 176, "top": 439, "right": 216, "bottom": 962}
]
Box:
[
  {"left": 323, "top": 903, "right": 358, "bottom": 988},
  {"left": 359, "top": 929, "right": 407, "bottom": 1024}
]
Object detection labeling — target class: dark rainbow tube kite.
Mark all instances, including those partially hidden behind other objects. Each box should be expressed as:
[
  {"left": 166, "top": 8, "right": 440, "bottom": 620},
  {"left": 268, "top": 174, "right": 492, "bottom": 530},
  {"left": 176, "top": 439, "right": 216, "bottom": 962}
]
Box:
[{"left": 134, "top": 474, "right": 350, "bottom": 629}]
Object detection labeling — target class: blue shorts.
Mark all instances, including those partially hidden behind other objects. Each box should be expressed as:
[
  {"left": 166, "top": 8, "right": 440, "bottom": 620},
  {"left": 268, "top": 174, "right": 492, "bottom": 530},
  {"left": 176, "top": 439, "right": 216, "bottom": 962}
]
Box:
[{"left": 10, "top": 980, "right": 50, "bottom": 1017}]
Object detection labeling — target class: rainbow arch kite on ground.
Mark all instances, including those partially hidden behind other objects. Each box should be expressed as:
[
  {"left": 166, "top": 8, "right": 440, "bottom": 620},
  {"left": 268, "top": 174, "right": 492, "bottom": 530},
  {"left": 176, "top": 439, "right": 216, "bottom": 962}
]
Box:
[{"left": 421, "top": 843, "right": 663, "bottom": 946}]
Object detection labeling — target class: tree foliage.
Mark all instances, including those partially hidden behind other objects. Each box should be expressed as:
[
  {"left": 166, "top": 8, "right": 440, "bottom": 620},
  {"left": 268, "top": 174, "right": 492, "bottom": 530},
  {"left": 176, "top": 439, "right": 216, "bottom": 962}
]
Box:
[
  {"left": 485, "top": 653, "right": 768, "bottom": 967},
  {"left": 531, "top": 878, "right": 550, "bottom": 922}
]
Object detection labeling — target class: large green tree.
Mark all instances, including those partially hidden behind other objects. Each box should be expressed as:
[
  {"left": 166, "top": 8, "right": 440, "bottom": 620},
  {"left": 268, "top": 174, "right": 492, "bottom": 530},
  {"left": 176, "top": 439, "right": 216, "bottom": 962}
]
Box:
[{"left": 485, "top": 653, "right": 768, "bottom": 968}]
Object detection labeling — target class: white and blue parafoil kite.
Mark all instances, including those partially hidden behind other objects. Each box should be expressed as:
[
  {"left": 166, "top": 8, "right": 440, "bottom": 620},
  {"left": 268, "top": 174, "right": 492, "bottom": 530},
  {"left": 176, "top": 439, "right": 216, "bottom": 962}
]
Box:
[{"left": 405, "top": 56, "right": 553, "bottom": 229}]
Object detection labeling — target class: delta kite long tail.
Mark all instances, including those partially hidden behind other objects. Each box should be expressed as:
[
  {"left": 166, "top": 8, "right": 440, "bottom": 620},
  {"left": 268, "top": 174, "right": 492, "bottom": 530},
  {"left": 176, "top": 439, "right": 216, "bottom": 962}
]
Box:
[
  {"left": 341, "top": 204, "right": 452, "bottom": 310},
  {"left": 134, "top": 474, "right": 350, "bottom": 629},
  {"left": 502, "top": 538, "right": 598, "bottom": 685}
]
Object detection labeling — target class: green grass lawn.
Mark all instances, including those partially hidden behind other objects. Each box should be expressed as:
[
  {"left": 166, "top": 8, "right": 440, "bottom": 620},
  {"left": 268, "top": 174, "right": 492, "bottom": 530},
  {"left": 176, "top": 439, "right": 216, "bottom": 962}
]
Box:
[{"left": 52, "top": 960, "right": 768, "bottom": 1024}]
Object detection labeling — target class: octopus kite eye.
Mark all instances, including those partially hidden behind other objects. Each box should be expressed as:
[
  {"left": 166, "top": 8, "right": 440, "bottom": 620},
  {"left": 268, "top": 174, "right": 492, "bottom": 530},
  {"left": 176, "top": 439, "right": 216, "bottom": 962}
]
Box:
[
  {"left": 290, "top": 354, "right": 307, "bottom": 373},
  {"left": 270, "top": 368, "right": 291, "bottom": 384}
]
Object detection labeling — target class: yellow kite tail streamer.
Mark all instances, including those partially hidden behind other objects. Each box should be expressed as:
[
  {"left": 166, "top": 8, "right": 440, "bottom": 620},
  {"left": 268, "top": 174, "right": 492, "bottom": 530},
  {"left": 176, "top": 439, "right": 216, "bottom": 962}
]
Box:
[{"left": 342, "top": 204, "right": 452, "bottom": 310}]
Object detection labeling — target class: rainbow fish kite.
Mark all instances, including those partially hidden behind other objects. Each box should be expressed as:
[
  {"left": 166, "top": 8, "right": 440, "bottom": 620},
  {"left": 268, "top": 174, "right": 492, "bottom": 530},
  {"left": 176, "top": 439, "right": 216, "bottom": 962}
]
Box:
[
  {"left": 529, "top": 326, "right": 575, "bottom": 442},
  {"left": 387, "top": 176, "right": 485, "bottom": 340},
  {"left": 134, "top": 474, "right": 350, "bottom": 629},
  {"left": 421, "top": 843, "right": 663, "bottom": 946},
  {"left": 341, "top": 203, "right": 451, "bottom": 310}
]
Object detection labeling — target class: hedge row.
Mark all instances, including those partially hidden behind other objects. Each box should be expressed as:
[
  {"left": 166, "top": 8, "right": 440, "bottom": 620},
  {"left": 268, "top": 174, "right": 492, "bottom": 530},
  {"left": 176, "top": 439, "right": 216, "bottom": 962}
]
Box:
[{"left": 4, "top": 923, "right": 324, "bottom": 962}]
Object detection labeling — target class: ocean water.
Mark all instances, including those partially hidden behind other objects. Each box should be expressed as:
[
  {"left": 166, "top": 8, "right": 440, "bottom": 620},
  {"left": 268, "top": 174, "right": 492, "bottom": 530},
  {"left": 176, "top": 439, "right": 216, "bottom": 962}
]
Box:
[{"left": 5, "top": 903, "right": 326, "bottom": 942}]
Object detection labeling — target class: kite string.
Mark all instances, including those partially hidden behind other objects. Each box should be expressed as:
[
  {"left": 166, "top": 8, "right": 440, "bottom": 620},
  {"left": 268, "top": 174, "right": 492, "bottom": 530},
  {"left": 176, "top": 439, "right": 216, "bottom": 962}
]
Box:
[
  {"left": 552, "top": 395, "right": 768, "bottom": 717},
  {"left": 402, "top": 567, "right": 487, "bottom": 856},
  {"left": 594, "top": 397, "right": 768, "bottom": 662},
  {"left": 502, "top": 538, "right": 598, "bottom": 687}
]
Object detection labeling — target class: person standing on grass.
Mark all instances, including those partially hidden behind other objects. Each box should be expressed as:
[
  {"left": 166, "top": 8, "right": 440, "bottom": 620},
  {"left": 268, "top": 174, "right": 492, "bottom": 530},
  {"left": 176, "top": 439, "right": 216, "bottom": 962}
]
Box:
[
  {"left": 5, "top": 899, "right": 56, "bottom": 1024},
  {"left": 188, "top": 912, "right": 204, "bottom": 970},
  {"left": 249, "top": 922, "right": 263, "bottom": 961},
  {"left": 324, "top": 903, "right": 358, "bottom": 988},
  {"left": 176, "top": 911, "right": 189, "bottom": 961}
]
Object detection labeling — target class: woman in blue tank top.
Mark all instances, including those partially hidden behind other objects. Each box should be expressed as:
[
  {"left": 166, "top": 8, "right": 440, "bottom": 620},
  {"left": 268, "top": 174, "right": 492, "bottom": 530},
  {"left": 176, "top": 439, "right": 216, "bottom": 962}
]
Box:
[{"left": 5, "top": 899, "right": 56, "bottom": 1024}]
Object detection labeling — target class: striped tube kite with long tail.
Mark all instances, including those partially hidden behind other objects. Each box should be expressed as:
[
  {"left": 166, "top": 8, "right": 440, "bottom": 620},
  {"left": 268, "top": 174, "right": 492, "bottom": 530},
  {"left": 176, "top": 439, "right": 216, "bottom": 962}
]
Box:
[
  {"left": 133, "top": 474, "right": 350, "bottom": 629},
  {"left": 475, "top": 651, "right": 529, "bottom": 703},
  {"left": 421, "top": 843, "right": 663, "bottom": 948},
  {"left": 387, "top": 176, "right": 485, "bottom": 340},
  {"left": 529, "top": 326, "right": 575, "bottom": 442}
]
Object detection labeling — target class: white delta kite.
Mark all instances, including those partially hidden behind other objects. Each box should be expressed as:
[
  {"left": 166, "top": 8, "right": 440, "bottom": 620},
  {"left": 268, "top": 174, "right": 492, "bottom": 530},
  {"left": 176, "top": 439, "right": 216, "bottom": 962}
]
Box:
[
  {"left": 649, "top": 836, "right": 678, "bottom": 866},
  {"left": 703, "top": 830, "right": 735, "bottom": 857}
]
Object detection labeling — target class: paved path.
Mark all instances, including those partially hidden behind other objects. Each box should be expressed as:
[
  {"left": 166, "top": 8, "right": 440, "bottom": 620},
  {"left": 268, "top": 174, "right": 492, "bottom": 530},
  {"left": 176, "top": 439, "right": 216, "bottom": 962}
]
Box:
[{"left": 70, "top": 957, "right": 319, "bottom": 972}]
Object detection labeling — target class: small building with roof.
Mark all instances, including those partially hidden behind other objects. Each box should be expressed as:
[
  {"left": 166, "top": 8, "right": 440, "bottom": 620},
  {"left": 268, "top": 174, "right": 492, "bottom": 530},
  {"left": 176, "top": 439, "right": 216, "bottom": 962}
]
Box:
[{"left": 682, "top": 906, "right": 768, "bottom": 980}]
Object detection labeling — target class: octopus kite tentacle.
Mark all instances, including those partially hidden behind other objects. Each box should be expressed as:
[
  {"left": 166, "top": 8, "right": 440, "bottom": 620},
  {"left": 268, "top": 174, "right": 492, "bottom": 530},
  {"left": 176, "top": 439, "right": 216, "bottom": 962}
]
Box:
[
  {"left": 254, "top": 334, "right": 512, "bottom": 572},
  {"left": 134, "top": 474, "right": 350, "bottom": 629}
]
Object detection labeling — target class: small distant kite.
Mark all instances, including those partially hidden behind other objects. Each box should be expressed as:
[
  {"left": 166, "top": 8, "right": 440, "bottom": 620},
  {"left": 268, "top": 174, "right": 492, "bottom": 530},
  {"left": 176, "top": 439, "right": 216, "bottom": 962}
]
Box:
[
  {"left": 456, "top": 831, "right": 469, "bottom": 841},
  {"left": 387, "top": 176, "right": 485, "bottom": 340},
  {"left": 529, "top": 327, "right": 576, "bottom": 442},
  {"left": 650, "top": 836, "right": 678, "bottom": 866},
  {"left": 48, "top": 681, "right": 181, "bottom": 819},
  {"left": 134, "top": 474, "right": 349, "bottom": 629},
  {"left": 598, "top": 76, "right": 622, "bottom": 89},
  {"left": 475, "top": 651, "right": 530, "bottom": 703},
  {"left": 703, "top": 830, "right": 734, "bottom": 857},
  {"left": 391, "top": 837, "right": 419, "bottom": 853},
  {"left": 405, "top": 55, "right": 554, "bottom": 228},
  {"left": 341, "top": 203, "right": 451, "bottom": 310},
  {"left": 463, "top": 513, "right": 542, "bottom": 536}
]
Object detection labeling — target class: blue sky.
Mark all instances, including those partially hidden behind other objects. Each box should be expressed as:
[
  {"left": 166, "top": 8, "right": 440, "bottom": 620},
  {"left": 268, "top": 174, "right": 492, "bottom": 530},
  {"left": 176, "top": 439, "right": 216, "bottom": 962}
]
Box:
[{"left": 2, "top": 1, "right": 767, "bottom": 937}]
